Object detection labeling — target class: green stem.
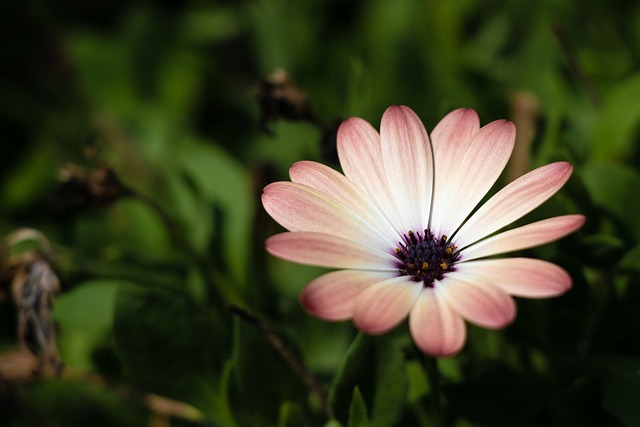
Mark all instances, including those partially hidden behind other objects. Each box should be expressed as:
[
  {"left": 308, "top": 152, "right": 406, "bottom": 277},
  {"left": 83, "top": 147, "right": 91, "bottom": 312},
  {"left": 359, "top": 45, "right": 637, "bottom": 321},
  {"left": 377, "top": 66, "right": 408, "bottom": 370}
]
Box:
[{"left": 423, "top": 354, "right": 444, "bottom": 427}]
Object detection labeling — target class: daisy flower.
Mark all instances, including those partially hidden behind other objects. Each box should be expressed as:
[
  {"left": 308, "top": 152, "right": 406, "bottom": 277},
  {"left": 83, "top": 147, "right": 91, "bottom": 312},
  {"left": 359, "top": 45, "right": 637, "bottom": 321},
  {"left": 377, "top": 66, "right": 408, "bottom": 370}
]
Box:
[{"left": 262, "top": 106, "right": 584, "bottom": 357}]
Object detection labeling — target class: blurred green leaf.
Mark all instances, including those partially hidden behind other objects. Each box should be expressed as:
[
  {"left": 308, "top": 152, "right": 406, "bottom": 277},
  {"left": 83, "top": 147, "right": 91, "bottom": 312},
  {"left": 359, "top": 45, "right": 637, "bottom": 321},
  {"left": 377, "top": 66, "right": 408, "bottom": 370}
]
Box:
[
  {"left": 112, "top": 285, "right": 233, "bottom": 425},
  {"left": 444, "top": 364, "right": 545, "bottom": 427},
  {"left": 591, "top": 74, "right": 640, "bottom": 162},
  {"left": 597, "top": 355, "right": 640, "bottom": 427},
  {"left": 0, "top": 141, "right": 57, "bottom": 212},
  {"left": 177, "top": 137, "right": 254, "bottom": 285},
  {"left": 53, "top": 280, "right": 119, "bottom": 370},
  {"left": 276, "top": 401, "right": 306, "bottom": 427},
  {"left": 330, "top": 333, "right": 407, "bottom": 427},
  {"left": 618, "top": 244, "right": 640, "bottom": 273},
  {"left": 580, "top": 163, "right": 640, "bottom": 240},
  {"left": 22, "top": 380, "right": 146, "bottom": 427},
  {"left": 348, "top": 387, "right": 369, "bottom": 427},
  {"left": 228, "top": 315, "right": 308, "bottom": 426},
  {"left": 180, "top": 7, "right": 241, "bottom": 43}
]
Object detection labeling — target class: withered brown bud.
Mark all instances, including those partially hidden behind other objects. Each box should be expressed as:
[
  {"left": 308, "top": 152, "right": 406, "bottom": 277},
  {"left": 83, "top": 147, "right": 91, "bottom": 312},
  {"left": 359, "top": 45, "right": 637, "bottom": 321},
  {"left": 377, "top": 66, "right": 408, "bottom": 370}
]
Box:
[
  {"left": 1, "top": 229, "right": 62, "bottom": 376},
  {"left": 256, "top": 68, "right": 319, "bottom": 134},
  {"left": 51, "top": 164, "right": 133, "bottom": 214}
]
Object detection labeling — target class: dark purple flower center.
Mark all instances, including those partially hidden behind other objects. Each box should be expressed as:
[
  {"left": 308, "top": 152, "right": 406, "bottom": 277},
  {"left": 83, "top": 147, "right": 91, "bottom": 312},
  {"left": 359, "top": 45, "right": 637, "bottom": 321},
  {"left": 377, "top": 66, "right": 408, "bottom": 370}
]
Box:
[{"left": 393, "top": 229, "right": 460, "bottom": 288}]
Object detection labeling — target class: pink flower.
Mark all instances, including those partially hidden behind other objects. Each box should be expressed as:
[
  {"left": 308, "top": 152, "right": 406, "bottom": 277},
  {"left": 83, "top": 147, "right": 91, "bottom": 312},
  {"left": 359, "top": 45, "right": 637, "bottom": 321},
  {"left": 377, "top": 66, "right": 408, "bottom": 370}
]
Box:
[{"left": 262, "top": 106, "right": 585, "bottom": 357}]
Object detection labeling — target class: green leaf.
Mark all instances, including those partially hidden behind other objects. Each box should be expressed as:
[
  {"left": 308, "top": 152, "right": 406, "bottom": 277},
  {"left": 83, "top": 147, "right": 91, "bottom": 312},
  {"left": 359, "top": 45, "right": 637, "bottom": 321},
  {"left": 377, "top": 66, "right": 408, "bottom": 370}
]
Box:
[
  {"left": 112, "top": 285, "right": 233, "bottom": 425},
  {"left": 596, "top": 355, "right": 640, "bottom": 427},
  {"left": 580, "top": 163, "right": 640, "bottom": 240},
  {"left": 24, "top": 380, "right": 146, "bottom": 427},
  {"left": 348, "top": 387, "right": 369, "bottom": 427},
  {"left": 591, "top": 74, "right": 640, "bottom": 163},
  {"left": 177, "top": 137, "right": 254, "bottom": 285},
  {"left": 53, "top": 280, "right": 119, "bottom": 370},
  {"left": 618, "top": 244, "right": 640, "bottom": 273},
  {"left": 329, "top": 333, "right": 407, "bottom": 427},
  {"left": 276, "top": 401, "right": 306, "bottom": 427},
  {"left": 228, "top": 315, "right": 308, "bottom": 426}
]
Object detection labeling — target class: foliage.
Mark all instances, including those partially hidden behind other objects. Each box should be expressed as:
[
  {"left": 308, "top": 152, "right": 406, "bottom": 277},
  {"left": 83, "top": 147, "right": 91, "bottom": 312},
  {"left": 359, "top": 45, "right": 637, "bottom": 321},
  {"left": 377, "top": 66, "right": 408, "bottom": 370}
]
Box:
[{"left": 1, "top": 0, "right": 639, "bottom": 426}]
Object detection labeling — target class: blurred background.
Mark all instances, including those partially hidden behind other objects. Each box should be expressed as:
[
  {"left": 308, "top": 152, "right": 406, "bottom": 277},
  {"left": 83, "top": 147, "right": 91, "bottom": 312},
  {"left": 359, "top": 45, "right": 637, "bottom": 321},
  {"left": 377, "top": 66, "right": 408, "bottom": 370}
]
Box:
[{"left": 1, "top": 0, "right": 639, "bottom": 426}]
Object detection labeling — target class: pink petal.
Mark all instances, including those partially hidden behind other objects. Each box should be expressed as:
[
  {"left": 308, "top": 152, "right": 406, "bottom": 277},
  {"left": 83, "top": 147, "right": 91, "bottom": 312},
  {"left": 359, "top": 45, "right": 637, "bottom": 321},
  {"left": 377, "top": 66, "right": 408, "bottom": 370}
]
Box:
[
  {"left": 337, "top": 118, "right": 403, "bottom": 232},
  {"left": 438, "top": 275, "right": 516, "bottom": 329},
  {"left": 352, "top": 277, "right": 421, "bottom": 334},
  {"left": 380, "top": 106, "right": 433, "bottom": 232},
  {"left": 288, "top": 161, "right": 398, "bottom": 242},
  {"left": 266, "top": 232, "right": 396, "bottom": 270},
  {"left": 300, "top": 270, "right": 396, "bottom": 321},
  {"left": 262, "top": 182, "right": 391, "bottom": 247},
  {"left": 456, "top": 258, "right": 572, "bottom": 298},
  {"left": 409, "top": 288, "right": 467, "bottom": 357},
  {"left": 430, "top": 115, "right": 515, "bottom": 238},
  {"left": 462, "top": 214, "right": 586, "bottom": 261},
  {"left": 454, "top": 162, "right": 574, "bottom": 249}
]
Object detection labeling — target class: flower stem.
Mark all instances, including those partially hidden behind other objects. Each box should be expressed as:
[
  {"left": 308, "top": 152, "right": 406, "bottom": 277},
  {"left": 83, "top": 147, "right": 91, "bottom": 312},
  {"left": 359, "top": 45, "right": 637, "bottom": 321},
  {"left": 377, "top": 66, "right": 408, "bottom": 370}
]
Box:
[{"left": 422, "top": 354, "right": 445, "bottom": 427}]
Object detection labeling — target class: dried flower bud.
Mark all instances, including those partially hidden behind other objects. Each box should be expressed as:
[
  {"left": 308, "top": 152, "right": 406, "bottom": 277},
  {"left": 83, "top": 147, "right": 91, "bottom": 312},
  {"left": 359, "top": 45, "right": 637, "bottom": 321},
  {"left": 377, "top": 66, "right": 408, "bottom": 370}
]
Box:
[
  {"left": 1, "top": 229, "right": 62, "bottom": 375},
  {"left": 51, "top": 164, "right": 132, "bottom": 214},
  {"left": 256, "top": 68, "right": 319, "bottom": 134}
]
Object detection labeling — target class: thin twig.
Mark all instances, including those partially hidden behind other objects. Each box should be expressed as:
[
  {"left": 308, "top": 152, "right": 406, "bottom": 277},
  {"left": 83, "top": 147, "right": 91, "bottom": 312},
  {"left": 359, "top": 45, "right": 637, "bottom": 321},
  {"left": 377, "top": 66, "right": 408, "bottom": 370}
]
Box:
[{"left": 227, "top": 304, "right": 333, "bottom": 419}]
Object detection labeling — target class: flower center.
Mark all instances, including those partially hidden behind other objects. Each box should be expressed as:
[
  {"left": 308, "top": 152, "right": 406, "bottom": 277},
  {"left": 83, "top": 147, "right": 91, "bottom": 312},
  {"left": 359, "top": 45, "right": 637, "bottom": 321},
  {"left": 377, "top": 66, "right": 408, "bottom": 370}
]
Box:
[{"left": 393, "top": 229, "right": 459, "bottom": 287}]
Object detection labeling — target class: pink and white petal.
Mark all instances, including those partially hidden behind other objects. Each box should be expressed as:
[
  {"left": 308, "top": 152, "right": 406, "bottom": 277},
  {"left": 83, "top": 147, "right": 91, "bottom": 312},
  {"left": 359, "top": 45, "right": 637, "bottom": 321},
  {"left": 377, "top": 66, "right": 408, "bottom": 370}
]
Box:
[
  {"left": 439, "top": 275, "right": 516, "bottom": 329},
  {"left": 337, "top": 118, "right": 403, "bottom": 231},
  {"left": 289, "top": 161, "right": 398, "bottom": 243},
  {"left": 430, "top": 118, "right": 515, "bottom": 238},
  {"left": 262, "top": 182, "right": 390, "bottom": 248},
  {"left": 455, "top": 258, "right": 572, "bottom": 298},
  {"left": 352, "top": 276, "right": 421, "bottom": 334},
  {"left": 266, "top": 232, "right": 397, "bottom": 270},
  {"left": 300, "top": 270, "right": 396, "bottom": 321},
  {"left": 380, "top": 106, "right": 433, "bottom": 231},
  {"left": 461, "top": 214, "right": 585, "bottom": 261},
  {"left": 454, "top": 162, "right": 573, "bottom": 249},
  {"left": 409, "top": 288, "right": 467, "bottom": 357},
  {"left": 429, "top": 109, "right": 480, "bottom": 234}
]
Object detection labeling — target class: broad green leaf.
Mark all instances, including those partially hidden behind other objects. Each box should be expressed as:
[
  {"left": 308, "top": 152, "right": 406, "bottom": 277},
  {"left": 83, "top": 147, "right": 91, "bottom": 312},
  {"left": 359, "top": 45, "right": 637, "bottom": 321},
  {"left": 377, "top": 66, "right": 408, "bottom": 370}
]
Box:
[
  {"left": 228, "top": 315, "right": 308, "bottom": 426},
  {"left": 24, "top": 380, "right": 145, "bottom": 427},
  {"left": 177, "top": 137, "right": 254, "bottom": 286},
  {"left": 596, "top": 355, "right": 640, "bottom": 427},
  {"left": 580, "top": 163, "right": 640, "bottom": 240},
  {"left": 329, "top": 333, "right": 407, "bottom": 427},
  {"left": 591, "top": 74, "right": 640, "bottom": 162},
  {"left": 112, "top": 285, "right": 233, "bottom": 425},
  {"left": 276, "top": 401, "right": 306, "bottom": 427},
  {"left": 53, "top": 280, "right": 119, "bottom": 370},
  {"left": 348, "top": 387, "right": 369, "bottom": 427},
  {"left": 618, "top": 244, "right": 640, "bottom": 273}
]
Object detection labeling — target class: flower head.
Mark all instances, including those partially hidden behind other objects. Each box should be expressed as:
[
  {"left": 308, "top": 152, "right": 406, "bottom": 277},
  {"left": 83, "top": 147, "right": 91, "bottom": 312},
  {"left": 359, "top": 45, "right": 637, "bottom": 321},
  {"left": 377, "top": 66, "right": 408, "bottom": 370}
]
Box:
[{"left": 262, "top": 106, "right": 584, "bottom": 357}]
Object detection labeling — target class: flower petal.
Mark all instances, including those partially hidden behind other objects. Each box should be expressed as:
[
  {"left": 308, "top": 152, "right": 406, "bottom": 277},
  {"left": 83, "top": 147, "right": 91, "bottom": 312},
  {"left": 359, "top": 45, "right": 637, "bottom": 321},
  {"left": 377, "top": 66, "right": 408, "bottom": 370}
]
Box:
[
  {"left": 380, "top": 106, "right": 433, "bottom": 231},
  {"left": 456, "top": 258, "right": 572, "bottom": 298},
  {"left": 266, "top": 232, "right": 396, "bottom": 270},
  {"left": 352, "top": 277, "right": 421, "bottom": 334},
  {"left": 300, "top": 270, "right": 396, "bottom": 320},
  {"left": 409, "top": 288, "right": 467, "bottom": 357},
  {"left": 439, "top": 275, "right": 516, "bottom": 329},
  {"left": 454, "top": 162, "right": 573, "bottom": 249},
  {"left": 431, "top": 114, "right": 515, "bottom": 237},
  {"left": 337, "top": 117, "right": 403, "bottom": 232},
  {"left": 461, "top": 214, "right": 585, "bottom": 261},
  {"left": 262, "top": 182, "right": 390, "bottom": 247},
  {"left": 289, "top": 161, "right": 398, "bottom": 243}
]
